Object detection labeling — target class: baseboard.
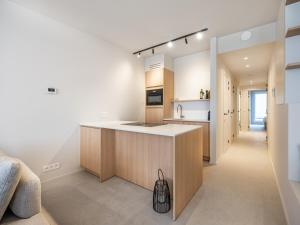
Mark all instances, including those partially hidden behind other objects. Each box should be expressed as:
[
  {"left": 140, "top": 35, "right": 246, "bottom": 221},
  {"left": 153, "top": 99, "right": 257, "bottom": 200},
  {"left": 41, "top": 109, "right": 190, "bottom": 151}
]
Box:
[{"left": 269, "top": 157, "right": 291, "bottom": 225}]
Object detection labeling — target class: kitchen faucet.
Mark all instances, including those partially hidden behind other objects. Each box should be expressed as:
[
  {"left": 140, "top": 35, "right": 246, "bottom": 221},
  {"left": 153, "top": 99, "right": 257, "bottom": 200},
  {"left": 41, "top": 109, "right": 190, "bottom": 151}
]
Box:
[{"left": 177, "top": 104, "right": 184, "bottom": 119}]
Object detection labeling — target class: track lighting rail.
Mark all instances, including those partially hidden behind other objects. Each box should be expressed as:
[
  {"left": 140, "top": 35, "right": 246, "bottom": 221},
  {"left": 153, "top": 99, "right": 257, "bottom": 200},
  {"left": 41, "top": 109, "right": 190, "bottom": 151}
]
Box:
[{"left": 133, "top": 28, "right": 208, "bottom": 56}]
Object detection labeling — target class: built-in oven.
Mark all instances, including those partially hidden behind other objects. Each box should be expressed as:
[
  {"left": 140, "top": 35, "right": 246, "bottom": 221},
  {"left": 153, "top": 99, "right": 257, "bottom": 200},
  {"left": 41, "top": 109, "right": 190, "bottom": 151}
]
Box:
[{"left": 146, "top": 88, "right": 163, "bottom": 106}]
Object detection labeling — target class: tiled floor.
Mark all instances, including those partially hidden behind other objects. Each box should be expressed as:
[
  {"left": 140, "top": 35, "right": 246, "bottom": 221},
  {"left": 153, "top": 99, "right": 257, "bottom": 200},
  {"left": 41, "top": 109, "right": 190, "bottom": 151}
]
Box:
[{"left": 42, "top": 131, "right": 286, "bottom": 225}]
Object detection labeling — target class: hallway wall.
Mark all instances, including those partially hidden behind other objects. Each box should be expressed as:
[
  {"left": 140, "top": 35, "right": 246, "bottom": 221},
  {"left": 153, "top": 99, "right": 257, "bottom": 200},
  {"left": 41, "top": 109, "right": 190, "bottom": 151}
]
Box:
[
  {"left": 216, "top": 58, "right": 238, "bottom": 161},
  {"left": 267, "top": 1, "right": 300, "bottom": 224},
  {"left": 267, "top": 25, "right": 300, "bottom": 225},
  {"left": 239, "top": 89, "right": 249, "bottom": 131}
]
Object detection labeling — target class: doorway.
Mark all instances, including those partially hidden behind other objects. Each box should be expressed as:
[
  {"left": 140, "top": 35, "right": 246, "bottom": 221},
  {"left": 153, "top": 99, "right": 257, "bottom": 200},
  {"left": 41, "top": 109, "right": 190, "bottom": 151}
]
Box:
[
  {"left": 218, "top": 43, "right": 274, "bottom": 158},
  {"left": 249, "top": 90, "right": 267, "bottom": 130}
]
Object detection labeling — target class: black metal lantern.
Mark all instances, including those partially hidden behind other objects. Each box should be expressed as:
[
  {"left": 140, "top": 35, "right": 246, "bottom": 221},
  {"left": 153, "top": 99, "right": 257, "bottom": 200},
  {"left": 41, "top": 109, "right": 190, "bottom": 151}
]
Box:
[{"left": 153, "top": 169, "right": 171, "bottom": 213}]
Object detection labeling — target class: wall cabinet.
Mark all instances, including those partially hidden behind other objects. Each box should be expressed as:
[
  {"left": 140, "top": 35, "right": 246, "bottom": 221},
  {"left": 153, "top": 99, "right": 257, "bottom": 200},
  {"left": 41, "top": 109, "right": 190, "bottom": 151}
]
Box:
[
  {"left": 164, "top": 120, "right": 210, "bottom": 161},
  {"left": 145, "top": 69, "right": 164, "bottom": 88},
  {"left": 145, "top": 68, "right": 174, "bottom": 123}
]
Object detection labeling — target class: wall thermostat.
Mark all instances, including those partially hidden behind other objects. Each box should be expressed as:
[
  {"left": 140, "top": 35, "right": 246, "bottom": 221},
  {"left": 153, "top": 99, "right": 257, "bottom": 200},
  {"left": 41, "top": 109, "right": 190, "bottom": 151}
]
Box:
[{"left": 47, "top": 88, "right": 57, "bottom": 94}]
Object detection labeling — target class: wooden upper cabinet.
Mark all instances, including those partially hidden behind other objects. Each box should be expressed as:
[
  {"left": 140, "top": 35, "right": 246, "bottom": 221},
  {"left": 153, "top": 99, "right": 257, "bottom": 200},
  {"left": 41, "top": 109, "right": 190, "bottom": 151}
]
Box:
[
  {"left": 80, "top": 126, "right": 101, "bottom": 176},
  {"left": 145, "top": 69, "right": 164, "bottom": 88}
]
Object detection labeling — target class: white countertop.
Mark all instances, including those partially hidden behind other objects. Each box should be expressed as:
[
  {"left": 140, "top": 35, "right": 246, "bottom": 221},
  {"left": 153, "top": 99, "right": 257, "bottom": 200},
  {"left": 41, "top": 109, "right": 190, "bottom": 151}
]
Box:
[
  {"left": 80, "top": 121, "right": 202, "bottom": 137},
  {"left": 163, "top": 118, "right": 210, "bottom": 123}
]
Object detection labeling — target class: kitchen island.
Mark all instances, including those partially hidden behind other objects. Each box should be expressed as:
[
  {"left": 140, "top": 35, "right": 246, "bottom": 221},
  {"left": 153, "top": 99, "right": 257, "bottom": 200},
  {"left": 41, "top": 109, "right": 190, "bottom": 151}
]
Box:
[
  {"left": 80, "top": 121, "right": 203, "bottom": 220},
  {"left": 163, "top": 118, "right": 210, "bottom": 161}
]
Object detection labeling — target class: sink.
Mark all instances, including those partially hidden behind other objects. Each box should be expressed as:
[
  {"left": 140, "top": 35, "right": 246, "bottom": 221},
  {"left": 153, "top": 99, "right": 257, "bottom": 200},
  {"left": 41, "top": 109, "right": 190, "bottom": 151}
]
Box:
[{"left": 122, "top": 122, "right": 164, "bottom": 127}]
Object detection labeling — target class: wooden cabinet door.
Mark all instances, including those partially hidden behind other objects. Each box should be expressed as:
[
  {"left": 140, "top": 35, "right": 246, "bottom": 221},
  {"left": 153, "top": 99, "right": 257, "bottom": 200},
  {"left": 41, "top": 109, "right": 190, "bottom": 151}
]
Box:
[
  {"left": 200, "top": 123, "right": 210, "bottom": 161},
  {"left": 145, "top": 107, "right": 164, "bottom": 123},
  {"left": 183, "top": 122, "right": 210, "bottom": 161},
  {"left": 145, "top": 69, "right": 163, "bottom": 88},
  {"left": 80, "top": 127, "right": 101, "bottom": 176}
]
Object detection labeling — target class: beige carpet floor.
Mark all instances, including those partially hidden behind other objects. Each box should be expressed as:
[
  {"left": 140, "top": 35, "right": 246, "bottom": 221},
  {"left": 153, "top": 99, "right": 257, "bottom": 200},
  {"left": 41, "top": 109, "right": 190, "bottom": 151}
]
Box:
[{"left": 42, "top": 131, "right": 286, "bottom": 225}]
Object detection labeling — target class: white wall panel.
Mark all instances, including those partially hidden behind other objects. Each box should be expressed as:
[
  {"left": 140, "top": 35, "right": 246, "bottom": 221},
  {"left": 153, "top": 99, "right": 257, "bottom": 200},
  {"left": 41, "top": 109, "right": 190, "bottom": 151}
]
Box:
[{"left": 0, "top": 0, "right": 144, "bottom": 182}]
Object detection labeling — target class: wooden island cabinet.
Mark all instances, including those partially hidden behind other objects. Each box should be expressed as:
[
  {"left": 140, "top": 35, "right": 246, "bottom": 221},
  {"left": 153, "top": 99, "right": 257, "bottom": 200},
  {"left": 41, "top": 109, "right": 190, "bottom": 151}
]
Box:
[
  {"left": 80, "top": 121, "right": 203, "bottom": 220},
  {"left": 163, "top": 119, "right": 210, "bottom": 161}
]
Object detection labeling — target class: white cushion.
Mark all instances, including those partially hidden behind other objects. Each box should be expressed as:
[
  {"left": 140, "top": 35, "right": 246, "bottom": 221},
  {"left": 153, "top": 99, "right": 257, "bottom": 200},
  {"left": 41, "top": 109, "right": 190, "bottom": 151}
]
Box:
[
  {"left": 0, "top": 157, "right": 21, "bottom": 221},
  {"left": 9, "top": 161, "right": 41, "bottom": 219}
]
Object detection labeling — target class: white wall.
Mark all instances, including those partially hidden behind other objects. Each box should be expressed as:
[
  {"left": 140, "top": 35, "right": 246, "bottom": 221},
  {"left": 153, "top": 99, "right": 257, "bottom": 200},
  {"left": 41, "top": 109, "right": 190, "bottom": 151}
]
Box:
[
  {"left": 210, "top": 38, "right": 218, "bottom": 164},
  {"left": 288, "top": 103, "right": 300, "bottom": 182},
  {"left": 218, "top": 23, "right": 276, "bottom": 54},
  {"left": 267, "top": 2, "right": 300, "bottom": 224},
  {"left": 285, "top": 2, "right": 300, "bottom": 28},
  {"left": 268, "top": 53, "right": 300, "bottom": 225},
  {"left": 285, "top": 1, "right": 300, "bottom": 105},
  {"left": 216, "top": 59, "right": 225, "bottom": 161},
  {"left": 0, "top": 0, "right": 145, "bottom": 182},
  {"left": 173, "top": 51, "right": 210, "bottom": 120},
  {"left": 216, "top": 58, "right": 237, "bottom": 161}
]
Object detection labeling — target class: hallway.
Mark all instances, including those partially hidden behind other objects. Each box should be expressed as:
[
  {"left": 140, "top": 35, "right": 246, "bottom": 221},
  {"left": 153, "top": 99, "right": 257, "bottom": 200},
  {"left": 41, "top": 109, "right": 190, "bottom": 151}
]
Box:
[{"left": 188, "top": 130, "right": 286, "bottom": 225}]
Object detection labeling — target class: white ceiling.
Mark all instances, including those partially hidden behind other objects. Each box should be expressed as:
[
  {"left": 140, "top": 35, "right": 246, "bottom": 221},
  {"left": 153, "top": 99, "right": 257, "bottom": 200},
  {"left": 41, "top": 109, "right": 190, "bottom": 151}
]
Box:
[
  {"left": 10, "top": 0, "right": 281, "bottom": 58},
  {"left": 220, "top": 43, "right": 275, "bottom": 86}
]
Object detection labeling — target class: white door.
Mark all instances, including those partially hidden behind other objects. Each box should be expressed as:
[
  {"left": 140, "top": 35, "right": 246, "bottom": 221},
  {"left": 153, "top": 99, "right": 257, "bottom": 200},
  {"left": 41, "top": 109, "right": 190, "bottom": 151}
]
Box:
[
  {"left": 223, "top": 75, "right": 231, "bottom": 152},
  {"left": 240, "top": 90, "right": 249, "bottom": 131},
  {"left": 231, "top": 83, "right": 236, "bottom": 141}
]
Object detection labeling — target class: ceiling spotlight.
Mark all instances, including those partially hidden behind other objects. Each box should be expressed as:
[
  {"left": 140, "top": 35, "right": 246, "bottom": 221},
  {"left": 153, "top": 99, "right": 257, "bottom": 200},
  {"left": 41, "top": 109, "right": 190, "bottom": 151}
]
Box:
[
  {"left": 167, "top": 41, "right": 173, "bottom": 48},
  {"left": 196, "top": 32, "right": 203, "bottom": 40},
  {"left": 185, "top": 37, "right": 188, "bottom": 44},
  {"left": 243, "top": 57, "right": 248, "bottom": 60},
  {"left": 245, "top": 64, "right": 250, "bottom": 68},
  {"left": 152, "top": 48, "right": 155, "bottom": 54},
  {"left": 137, "top": 52, "right": 141, "bottom": 58}
]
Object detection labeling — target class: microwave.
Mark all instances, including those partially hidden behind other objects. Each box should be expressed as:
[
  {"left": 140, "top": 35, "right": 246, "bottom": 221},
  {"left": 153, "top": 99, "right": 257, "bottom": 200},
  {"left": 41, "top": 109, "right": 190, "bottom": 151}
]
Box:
[{"left": 146, "top": 88, "right": 163, "bottom": 106}]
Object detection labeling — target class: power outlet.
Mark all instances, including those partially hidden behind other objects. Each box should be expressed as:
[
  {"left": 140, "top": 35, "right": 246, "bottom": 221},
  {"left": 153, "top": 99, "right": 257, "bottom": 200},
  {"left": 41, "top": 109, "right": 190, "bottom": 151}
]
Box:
[{"left": 43, "top": 162, "right": 60, "bottom": 173}]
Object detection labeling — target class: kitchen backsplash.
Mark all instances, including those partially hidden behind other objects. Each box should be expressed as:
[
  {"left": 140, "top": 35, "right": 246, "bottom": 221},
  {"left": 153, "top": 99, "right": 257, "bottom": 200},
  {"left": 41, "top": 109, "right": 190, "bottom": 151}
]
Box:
[{"left": 173, "top": 102, "right": 210, "bottom": 121}]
